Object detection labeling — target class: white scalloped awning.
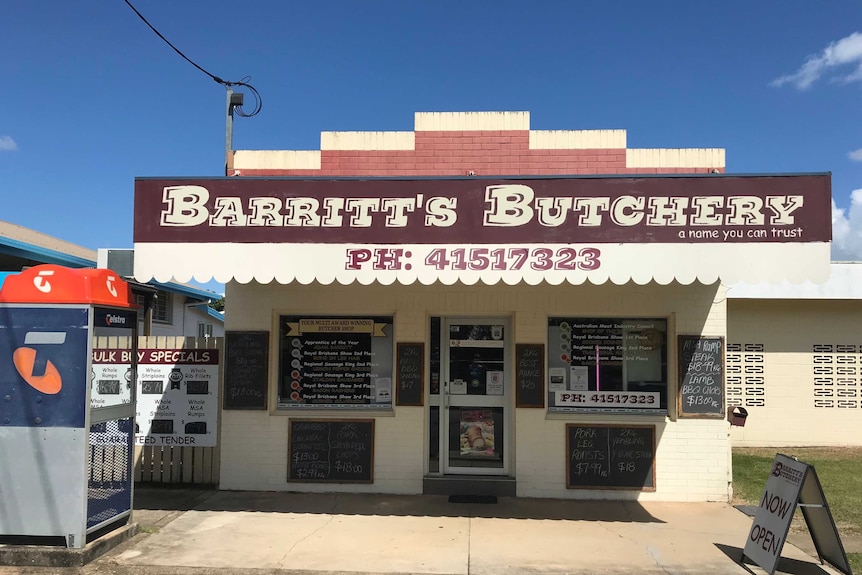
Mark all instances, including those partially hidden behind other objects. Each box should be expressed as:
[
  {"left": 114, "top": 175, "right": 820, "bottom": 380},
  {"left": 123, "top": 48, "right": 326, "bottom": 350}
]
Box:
[{"left": 133, "top": 242, "right": 831, "bottom": 286}]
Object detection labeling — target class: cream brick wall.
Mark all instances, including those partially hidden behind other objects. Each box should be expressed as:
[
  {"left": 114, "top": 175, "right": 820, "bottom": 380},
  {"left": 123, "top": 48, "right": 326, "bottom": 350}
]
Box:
[
  {"left": 529, "top": 129, "right": 626, "bottom": 149},
  {"left": 626, "top": 148, "right": 725, "bottom": 169},
  {"left": 232, "top": 150, "right": 321, "bottom": 170},
  {"left": 320, "top": 131, "right": 414, "bottom": 150},
  {"left": 230, "top": 110, "right": 725, "bottom": 177},
  {"left": 728, "top": 299, "right": 862, "bottom": 447},
  {"left": 414, "top": 111, "right": 530, "bottom": 131},
  {"left": 220, "top": 281, "right": 731, "bottom": 501}
]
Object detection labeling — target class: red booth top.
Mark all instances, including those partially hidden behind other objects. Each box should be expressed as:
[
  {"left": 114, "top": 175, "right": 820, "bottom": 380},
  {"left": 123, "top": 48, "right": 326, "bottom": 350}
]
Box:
[{"left": 0, "top": 265, "right": 136, "bottom": 308}]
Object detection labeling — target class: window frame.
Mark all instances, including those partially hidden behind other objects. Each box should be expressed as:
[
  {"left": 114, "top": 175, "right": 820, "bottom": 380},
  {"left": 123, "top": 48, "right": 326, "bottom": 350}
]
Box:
[
  {"left": 152, "top": 290, "right": 172, "bottom": 324},
  {"left": 198, "top": 322, "right": 214, "bottom": 338},
  {"left": 547, "top": 316, "right": 669, "bottom": 414},
  {"left": 277, "top": 314, "right": 395, "bottom": 410}
]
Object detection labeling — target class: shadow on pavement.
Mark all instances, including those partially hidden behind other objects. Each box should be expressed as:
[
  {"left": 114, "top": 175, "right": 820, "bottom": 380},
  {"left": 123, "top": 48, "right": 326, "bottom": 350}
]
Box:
[
  {"left": 135, "top": 486, "right": 666, "bottom": 523},
  {"left": 714, "top": 543, "right": 834, "bottom": 575},
  {"left": 134, "top": 485, "right": 217, "bottom": 512}
]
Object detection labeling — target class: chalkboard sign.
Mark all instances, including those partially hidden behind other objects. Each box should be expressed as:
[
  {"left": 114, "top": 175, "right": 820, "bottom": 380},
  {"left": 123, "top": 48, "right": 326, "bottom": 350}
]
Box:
[
  {"left": 566, "top": 424, "right": 655, "bottom": 491},
  {"left": 396, "top": 343, "right": 424, "bottom": 406},
  {"left": 677, "top": 335, "right": 724, "bottom": 418},
  {"left": 288, "top": 419, "right": 374, "bottom": 483},
  {"left": 224, "top": 331, "right": 269, "bottom": 410},
  {"left": 516, "top": 344, "right": 544, "bottom": 407}
]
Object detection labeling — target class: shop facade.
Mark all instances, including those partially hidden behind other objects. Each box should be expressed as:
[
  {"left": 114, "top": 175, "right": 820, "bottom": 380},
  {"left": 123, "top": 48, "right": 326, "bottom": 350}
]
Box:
[{"left": 133, "top": 112, "right": 831, "bottom": 501}]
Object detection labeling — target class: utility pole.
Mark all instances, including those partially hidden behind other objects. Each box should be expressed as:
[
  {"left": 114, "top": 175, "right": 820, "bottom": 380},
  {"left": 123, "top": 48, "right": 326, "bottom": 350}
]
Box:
[{"left": 225, "top": 86, "right": 243, "bottom": 176}]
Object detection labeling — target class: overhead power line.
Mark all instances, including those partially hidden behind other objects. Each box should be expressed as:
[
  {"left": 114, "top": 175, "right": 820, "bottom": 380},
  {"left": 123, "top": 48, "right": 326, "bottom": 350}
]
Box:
[{"left": 122, "top": 0, "right": 261, "bottom": 117}]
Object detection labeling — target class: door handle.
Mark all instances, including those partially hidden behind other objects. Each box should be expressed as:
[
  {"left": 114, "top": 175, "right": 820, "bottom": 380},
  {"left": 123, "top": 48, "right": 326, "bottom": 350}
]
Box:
[{"left": 443, "top": 381, "right": 450, "bottom": 408}]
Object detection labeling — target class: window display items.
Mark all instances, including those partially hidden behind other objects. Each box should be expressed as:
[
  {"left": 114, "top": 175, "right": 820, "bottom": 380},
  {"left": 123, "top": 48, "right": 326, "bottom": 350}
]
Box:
[{"left": 459, "top": 409, "right": 495, "bottom": 457}]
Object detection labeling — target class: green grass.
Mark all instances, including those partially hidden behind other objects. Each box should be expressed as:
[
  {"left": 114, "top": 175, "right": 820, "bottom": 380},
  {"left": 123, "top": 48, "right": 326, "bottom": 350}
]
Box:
[{"left": 733, "top": 447, "right": 862, "bottom": 574}]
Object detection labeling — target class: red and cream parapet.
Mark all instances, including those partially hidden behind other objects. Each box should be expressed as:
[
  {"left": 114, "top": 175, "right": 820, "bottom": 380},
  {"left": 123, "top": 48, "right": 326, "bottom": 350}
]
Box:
[{"left": 132, "top": 174, "right": 832, "bottom": 286}]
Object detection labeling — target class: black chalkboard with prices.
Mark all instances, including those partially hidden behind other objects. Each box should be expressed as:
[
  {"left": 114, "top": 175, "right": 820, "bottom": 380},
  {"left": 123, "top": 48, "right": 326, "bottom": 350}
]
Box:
[
  {"left": 566, "top": 424, "right": 656, "bottom": 491},
  {"left": 288, "top": 419, "right": 374, "bottom": 483},
  {"left": 515, "top": 343, "right": 545, "bottom": 408},
  {"left": 396, "top": 343, "right": 424, "bottom": 406},
  {"left": 677, "top": 335, "right": 724, "bottom": 418},
  {"left": 223, "top": 331, "right": 269, "bottom": 410}
]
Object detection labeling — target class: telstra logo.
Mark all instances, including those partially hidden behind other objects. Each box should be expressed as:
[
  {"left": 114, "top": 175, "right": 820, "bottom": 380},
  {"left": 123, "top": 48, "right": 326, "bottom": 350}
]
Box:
[{"left": 13, "top": 331, "right": 66, "bottom": 394}]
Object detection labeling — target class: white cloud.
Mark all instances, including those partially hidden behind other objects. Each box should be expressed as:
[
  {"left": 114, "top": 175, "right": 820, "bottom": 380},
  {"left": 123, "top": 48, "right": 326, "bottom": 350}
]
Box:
[
  {"left": 849, "top": 148, "right": 862, "bottom": 162},
  {"left": 831, "top": 190, "right": 862, "bottom": 260},
  {"left": 0, "top": 135, "right": 17, "bottom": 151},
  {"left": 772, "top": 31, "right": 862, "bottom": 90}
]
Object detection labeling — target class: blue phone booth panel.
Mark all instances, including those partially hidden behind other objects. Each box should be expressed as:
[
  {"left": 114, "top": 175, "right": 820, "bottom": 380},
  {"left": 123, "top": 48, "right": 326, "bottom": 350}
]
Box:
[
  {"left": 0, "top": 307, "right": 89, "bottom": 428},
  {"left": 0, "top": 306, "right": 91, "bottom": 544}
]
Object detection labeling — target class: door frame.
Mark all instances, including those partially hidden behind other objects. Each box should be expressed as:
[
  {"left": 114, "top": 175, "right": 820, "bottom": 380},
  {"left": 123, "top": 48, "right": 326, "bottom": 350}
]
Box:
[{"left": 438, "top": 316, "right": 513, "bottom": 476}]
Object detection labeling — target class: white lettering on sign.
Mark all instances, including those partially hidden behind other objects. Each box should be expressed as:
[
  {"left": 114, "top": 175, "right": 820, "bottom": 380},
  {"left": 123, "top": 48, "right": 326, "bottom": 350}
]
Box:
[
  {"left": 482, "top": 185, "right": 803, "bottom": 228},
  {"left": 158, "top": 184, "right": 804, "bottom": 230},
  {"left": 161, "top": 185, "right": 210, "bottom": 226},
  {"left": 161, "top": 186, "right": 458, "bottom": 229}
]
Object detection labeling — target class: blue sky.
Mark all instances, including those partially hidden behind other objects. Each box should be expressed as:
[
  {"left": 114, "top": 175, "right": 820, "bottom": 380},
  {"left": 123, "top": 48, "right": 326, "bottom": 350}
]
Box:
[{"left": 2, "top": 1, "right": 862, "bottom": 292}]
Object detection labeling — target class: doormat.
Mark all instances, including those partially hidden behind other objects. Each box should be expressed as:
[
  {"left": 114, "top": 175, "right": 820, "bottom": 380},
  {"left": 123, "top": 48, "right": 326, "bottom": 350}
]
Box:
[{"left": 448, "top": 495, "right": 498, "bottom": 504}]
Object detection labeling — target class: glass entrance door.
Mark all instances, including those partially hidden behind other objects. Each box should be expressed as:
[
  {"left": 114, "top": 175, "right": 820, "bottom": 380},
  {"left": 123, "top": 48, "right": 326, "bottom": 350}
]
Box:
[{"left": 441, "top": 318, "right": 510, "bottom": 475}]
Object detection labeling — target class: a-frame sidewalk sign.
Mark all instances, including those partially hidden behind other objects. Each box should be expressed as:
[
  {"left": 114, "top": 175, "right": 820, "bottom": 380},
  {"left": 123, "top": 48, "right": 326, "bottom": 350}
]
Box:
[{"left": 742, "top": 453, "right": 852, "bottom": 575}]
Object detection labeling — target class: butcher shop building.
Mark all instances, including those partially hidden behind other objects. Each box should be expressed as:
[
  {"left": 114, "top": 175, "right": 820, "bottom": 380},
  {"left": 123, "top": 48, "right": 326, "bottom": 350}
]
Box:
[{"left": 133, "top": 111, "right": 831, "bottom": 501}]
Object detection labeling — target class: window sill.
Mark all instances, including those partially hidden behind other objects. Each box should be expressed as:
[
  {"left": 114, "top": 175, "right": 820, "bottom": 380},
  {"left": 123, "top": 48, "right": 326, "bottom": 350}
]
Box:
[
  {"left": 545, "top": 410, "right": 668, "bottom": 422},
  {"left": 272, "top": 406, "right": 395, "bottom": 417}
]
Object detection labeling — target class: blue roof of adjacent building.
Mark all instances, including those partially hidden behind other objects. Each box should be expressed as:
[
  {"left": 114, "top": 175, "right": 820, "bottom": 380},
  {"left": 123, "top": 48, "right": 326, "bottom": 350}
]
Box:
[{"left": 0, "top": 221, "right": 222, "bottom": 323}]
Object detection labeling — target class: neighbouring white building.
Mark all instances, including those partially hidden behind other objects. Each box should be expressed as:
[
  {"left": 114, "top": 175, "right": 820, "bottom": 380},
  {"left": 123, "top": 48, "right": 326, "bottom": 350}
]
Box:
[
  {"left": 727, "top": 261, "right": 862, "bottom": 447},
  {"left": 0, "top": 220, "right": 223, "bottom": 338},
  {"left": 97, "top": 248, "right": 224, "bottom": 339}
]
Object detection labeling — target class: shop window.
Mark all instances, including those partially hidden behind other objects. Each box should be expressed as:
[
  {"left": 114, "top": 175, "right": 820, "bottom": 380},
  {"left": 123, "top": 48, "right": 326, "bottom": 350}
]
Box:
[
  {"left": 277, "top": 315, "right": 394, "bottom": 409},
  {"left": 152, "top": 290, "right": 172, "bottom": 324},
  {"left": 547, "top": 317, "right": 668, "bottom": 413},
  {"left": 198, "top": 322, "right": 214, "bottom": 338}
]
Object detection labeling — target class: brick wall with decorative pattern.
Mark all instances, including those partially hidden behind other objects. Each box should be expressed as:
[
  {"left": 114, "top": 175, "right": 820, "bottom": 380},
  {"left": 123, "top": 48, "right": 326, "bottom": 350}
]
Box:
[
  {"left": 231, "top": 111, "right": 725, "bottom": 177},
  {"left": 728, "top": 299, "right": 862, "bottom": 446}
]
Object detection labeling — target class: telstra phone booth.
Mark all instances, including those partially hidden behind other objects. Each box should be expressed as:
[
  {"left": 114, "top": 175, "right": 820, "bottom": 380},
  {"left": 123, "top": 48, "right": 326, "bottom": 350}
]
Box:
[{"left": 0, "top": 265, "right": 138, "bottom": 548}]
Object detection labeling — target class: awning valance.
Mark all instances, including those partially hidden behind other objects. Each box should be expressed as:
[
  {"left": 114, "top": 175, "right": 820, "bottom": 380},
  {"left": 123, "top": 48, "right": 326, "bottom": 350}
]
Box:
[{"left": 133, "top": 242, "right": 831, "bottom": 286}]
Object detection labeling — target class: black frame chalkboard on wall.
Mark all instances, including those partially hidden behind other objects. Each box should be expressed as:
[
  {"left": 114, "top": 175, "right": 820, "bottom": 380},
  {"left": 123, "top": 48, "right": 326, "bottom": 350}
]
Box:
[
  {"left": 288, "top": 419, "right": 375, "bottom": 483},
  {"left": 677, "top": 335, "right": 725, "bottom": 418},
  {"left": 396, "top": 342, "right": 424, "bottom": 406},
  {"left": 223, "top": 331, "right": 269, "bottom": 410},
  {"left": 515, "top": 343, "right": 545, "bottom": 408},
  {"left": 565, "top": 423, "right": 656, "bottom": 491}
]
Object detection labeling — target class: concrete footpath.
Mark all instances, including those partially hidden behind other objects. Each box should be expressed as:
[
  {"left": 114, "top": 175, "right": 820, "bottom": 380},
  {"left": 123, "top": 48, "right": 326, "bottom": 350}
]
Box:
[{"left": 0, "top": 488, "right": 848, "bottom": 575}]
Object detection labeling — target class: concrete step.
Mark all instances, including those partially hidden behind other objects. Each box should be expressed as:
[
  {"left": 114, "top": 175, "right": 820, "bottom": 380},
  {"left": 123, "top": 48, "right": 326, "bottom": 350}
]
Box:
[{"left": 423, "top": 474, "right": 516, "bottom": 497}]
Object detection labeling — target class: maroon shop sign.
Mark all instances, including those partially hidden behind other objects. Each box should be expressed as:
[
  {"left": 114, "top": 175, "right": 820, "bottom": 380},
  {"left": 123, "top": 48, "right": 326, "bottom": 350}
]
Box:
[{"left": 134, "top": 175, "right": 831, "bottom": 245}]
